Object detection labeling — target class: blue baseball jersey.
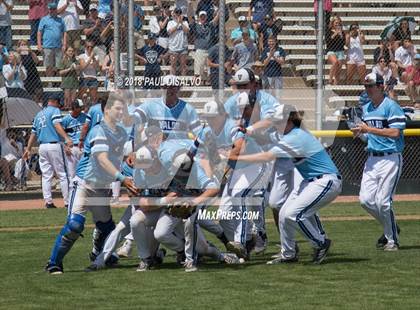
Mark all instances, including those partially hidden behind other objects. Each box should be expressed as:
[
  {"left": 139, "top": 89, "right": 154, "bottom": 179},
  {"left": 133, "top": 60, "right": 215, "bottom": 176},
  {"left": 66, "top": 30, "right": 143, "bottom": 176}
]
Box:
[
  {"left": 31, "top": 106, "right": 63, "bottom": 143},
  {"left": 361, "top": 97, "right": 406, "bottom": 153},
  {"left": 269, "top": 128, "right": 339, "bottom": 180},
  {"left": 158, "top": 139, "right": 197, "bottom": 174},
  {"left": 75, "top": 127, "right": 95, "bottom": 179},
  {"left": 86, "top": 103, "right": 104, "bottom": 131},
  {"left": 82, "top": 121, "right": 128, "bottom": 187},
  {"left": 210, "top": 118, "right": 263, "bottom": 169},
  {"left": 61, "top": 112, "right": 88, "bottom": 145},
  {"left": 133, "top": 166, "right": 172, "bottom": 195},
  {"left": 132, "top": 98, "right": 201, "bottom": 139},
  {"left": 121, "top": 161, "right": 134, "bottom": 177},
  {"left": 224, "top": 90, "right": 281, "bottom": 121}
]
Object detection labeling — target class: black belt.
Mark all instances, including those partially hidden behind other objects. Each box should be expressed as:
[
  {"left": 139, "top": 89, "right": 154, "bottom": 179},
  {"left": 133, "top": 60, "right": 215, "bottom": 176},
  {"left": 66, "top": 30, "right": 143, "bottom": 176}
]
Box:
[
  {"left": 41, "top": 141, "right": 58, "bottom": 144},
  {"left": 368, "top": 151, "right": 396, "bottom": 157},
  {"left": 308, "top": 174, "right": 342, "bottom": 182}
]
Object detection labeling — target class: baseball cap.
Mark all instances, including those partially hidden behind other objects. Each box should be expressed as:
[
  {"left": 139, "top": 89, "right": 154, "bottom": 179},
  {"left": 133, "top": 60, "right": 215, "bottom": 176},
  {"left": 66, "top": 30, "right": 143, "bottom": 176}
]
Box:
[
  {"left": 161, "top": 75, "right": 180, "bottom": 88},
  {"left": 48, "top": 92, "right": 61, "bottom": 101},
  {"left": 174, "top": 7, "right": 182, "bottom": 14},
  {"left": 135, "top": 146, "right": 155, "bottom": 169},
  {"left": 202, "top": 101, "right": 220, "bottom": 117},
  {"left": 148, "top": 32, "right": 158, "bottom": 40},
  {"left": 236, "top": 92, "right": 250, "bottom": 108},
  {"left": 364, "top": 72, "right": 384, "bottom": 86},
  {"left": 238, "top": 16, "right": 246, "bottom": 22},
  {"left": 270, "top": 104, "right": 297, "bottom": 122},
  {"left": 199, "top": 11, "right": 207, "bottom": 16},
  {"left": 232, "top": 68, "right": 255, "bottom": 85},
  {"left": 72, "top": 99, "right": 84, "bottom": 109},
  {"left": 48, "top": 2, "right": 57, "bottom": 9},
  {"left": 89, "top": 3, "right": 98, "bottom": 11}
]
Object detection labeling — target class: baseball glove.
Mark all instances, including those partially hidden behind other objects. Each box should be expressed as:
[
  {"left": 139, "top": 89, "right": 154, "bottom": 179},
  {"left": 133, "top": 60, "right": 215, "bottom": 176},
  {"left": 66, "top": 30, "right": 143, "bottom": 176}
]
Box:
[{"left": 167, "top": 203, "right": 196, "bottom": 219}]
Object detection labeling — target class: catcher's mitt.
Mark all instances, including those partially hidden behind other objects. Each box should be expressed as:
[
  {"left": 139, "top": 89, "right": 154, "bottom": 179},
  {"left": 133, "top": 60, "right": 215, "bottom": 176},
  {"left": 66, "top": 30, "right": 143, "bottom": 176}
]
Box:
[{"left": 167, "top": 203, "right": 196, "bottom": 219}]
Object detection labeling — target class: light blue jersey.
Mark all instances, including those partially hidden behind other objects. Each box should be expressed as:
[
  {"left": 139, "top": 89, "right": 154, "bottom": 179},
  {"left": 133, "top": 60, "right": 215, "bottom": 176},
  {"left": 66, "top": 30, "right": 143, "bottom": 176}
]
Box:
[
  {"left": 224, "top": 90, "right": 280, "bottom": 121},
  {"left": 31, "top": 105, "right": 63, "bottom": 143},
  {"left": 132, "top": 98, "right": 201, "bottom": 139},
  {"left": 269, "top": 128, "right": 339, "bottom": 180},
  {"left": 133, "top": 166, "right": 172, "bottom": 195},
  {"left": 158, "top": 139, "right": 197, "bottom": 174},
  {"left": 75, "top": 127, "right": 95, "bottom": 179},
  {"left": 361, "top": 97, "right": 406, "bottom": 153},
  {"left": 210, "top": 118, "right": 263, "bottom": 169},
  {"left": 61, "top": 112, "right": 88, "bottom": 145},
  {"left": 83, "top": 122, "right": 128, "bottom": 187},
  {"left": 86, "top": 103, "right": 104, "bottom": 131}
]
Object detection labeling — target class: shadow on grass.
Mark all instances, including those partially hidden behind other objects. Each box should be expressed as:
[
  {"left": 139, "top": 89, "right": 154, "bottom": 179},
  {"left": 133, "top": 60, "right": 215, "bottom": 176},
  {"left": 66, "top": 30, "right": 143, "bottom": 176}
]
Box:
[
  {"left": 307, "top": 257, "right": 370, "bottom": 265},
  {"left": 398, "top": 245, "right": 420, "bottom": 251}
]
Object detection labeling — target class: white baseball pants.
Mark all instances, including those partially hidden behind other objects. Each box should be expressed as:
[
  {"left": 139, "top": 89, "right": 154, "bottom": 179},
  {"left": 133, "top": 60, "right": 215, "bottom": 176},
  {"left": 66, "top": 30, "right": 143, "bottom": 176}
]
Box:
[{"left": 66, "top": 146, "right": 82, "bottom": 192}]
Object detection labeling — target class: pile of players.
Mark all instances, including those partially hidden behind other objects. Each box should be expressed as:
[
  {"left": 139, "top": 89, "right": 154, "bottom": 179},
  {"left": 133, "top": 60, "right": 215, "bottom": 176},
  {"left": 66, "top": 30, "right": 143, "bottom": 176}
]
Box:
[{"left": 41, "top": 69, "right": 405, "bottom": 274}]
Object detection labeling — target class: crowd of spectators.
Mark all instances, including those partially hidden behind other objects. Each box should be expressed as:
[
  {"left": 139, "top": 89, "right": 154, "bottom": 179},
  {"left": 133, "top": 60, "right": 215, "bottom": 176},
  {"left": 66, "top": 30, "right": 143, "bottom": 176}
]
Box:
[{"left": 1, "top": 0, "right": 420, "bottom": 109}]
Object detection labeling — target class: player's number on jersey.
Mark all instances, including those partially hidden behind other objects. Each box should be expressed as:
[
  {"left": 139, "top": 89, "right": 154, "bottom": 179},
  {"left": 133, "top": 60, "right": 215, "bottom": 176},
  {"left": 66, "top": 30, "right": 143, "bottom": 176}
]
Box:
[{"left": 38, "top": 115, "right": 47, "bottom": 128}]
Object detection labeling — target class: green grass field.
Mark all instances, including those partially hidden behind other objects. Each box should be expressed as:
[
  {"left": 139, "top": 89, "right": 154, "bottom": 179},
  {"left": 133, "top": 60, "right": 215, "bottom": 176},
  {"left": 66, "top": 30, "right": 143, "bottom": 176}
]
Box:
[{"left": 1, "top": 202, "right": 420, "bottom": 309}]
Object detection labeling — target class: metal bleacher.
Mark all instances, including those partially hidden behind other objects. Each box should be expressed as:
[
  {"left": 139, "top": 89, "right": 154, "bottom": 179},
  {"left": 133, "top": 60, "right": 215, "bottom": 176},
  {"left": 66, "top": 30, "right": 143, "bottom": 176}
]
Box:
[{"left": 8, "top": 0, "right": 420, "bottom": 109}]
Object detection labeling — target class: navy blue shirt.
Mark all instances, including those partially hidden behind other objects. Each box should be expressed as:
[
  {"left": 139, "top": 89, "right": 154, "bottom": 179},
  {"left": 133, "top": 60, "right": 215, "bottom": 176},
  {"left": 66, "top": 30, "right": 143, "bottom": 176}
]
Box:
[
  {"left": 137, "top": 45, "right": 166, "bottom": 76},
  {"left": 260, "top": 46, "right": 286, "bottom": 77}
]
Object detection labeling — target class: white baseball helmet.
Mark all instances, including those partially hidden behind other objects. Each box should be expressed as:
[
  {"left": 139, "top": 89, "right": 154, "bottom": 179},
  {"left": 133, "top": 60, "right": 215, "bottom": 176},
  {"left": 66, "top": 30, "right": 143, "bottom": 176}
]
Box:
[
  {"left": 172, "top": 151, "right": 192, "bottom": 175},
  {"left": 271, "top": 104, "right": 297, "bottom": 122},
  {"left": 236, "top": 92, "right": 250, "bottom": 108},
  {"left": 135, "top": 146, "right": 155, "bottom": 169},
  {"left": 202, "top": 100, "right": 220, "bottom": 117},
  {"left": 232, "top": 68, "right": 255, "bottom": 85}
]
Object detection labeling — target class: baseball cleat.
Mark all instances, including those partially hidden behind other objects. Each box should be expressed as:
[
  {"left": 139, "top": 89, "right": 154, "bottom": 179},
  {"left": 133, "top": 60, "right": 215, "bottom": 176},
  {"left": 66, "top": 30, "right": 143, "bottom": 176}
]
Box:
[
  {"left": 271, "top": 252, "right": 282, "bottom": 259},
  {"left": 176, "top": 251, "right": 186, "bottom": 265},
  {"left": 116, "top": 239, "right": 133, "bottom": 258},
  {"left": 89, "top": 252, "right": 98, "bottom": 262},
  {"left": 105, "top": 253, "right": 119, "bottom": 267},
  {"left": 45, "top": 203, "right": 57, "bottom": 209},
  {"left": 84, "top": 263, "right": 101, "bottom": 272},
  {"left": 312, "top": 239, "right": 332, "bottom": 264},
  {"left": 184, "top": 260, "right": 198, "bottom": 272},
  {"left": 153, "top": 248, "right": 167, "bottom": 265},
  {"left": 45, "top": 263, "right": 63, "bottom": 274},
  {"left": 221, "top": 253, "right": 240, "bottom": 264},
  {"left": 271, "top": 243, "right": 299, "bottom": 259},
  {"left": 266, "top": 256, "right": 298, "bottom": 265},
  {"left": 383, "top": 243, "right": 399, "bottom": 252},
  {"left": 376, "top": 226, "right": 400, "bottom": 249},
  {"left": 136, "top": 259, "right": 153, "bottom": 272},
  {"left": 226, "top": 241, "right": 248, "bottom": 259},
  {"left": 254, "top": 234, "right": 268, "bottom": 255}
]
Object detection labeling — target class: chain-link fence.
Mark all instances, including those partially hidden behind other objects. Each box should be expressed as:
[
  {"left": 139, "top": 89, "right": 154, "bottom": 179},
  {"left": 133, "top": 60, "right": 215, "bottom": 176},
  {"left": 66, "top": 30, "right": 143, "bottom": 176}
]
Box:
[{"left": 1, "top": 0, "right": 420, "bottom": 193}]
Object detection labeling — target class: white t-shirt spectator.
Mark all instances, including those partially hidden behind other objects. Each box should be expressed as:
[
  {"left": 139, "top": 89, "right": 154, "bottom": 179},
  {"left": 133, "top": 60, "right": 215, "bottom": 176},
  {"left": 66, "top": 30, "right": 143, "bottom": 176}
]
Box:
[
  {"left": 78, "top": 53, "right": 99, "bottom": 79},
  {"left": 395, "top": 46, "right": 417, "bottom": 67},
  {"left": 0, "top": 0, "right": 13, "bottom": 27},
  {"left": 149, "top": 15, "right": 160, "bottom": 35},
  {"left": 2, "top": 64, "right": 27, "bottom": 89},
  {"left": 58, "top": 0, "right": 83, "bottom": 31},
  {"left": 372, "top": 65, "right": 393, "bottom": 84},
  {"left": 167, "top": 20, "right": 189, "bottom": 53}
]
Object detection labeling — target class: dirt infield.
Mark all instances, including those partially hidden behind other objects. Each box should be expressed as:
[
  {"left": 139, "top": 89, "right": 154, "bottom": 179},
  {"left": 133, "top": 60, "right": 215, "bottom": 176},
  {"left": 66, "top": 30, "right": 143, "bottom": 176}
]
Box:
[{"left": 1, "top": 194, "right": 420, "bottom": 211}]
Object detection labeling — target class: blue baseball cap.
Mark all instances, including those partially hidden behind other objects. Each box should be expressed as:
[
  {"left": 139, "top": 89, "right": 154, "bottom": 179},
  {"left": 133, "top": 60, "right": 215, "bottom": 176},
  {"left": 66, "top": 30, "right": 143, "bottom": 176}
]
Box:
[{"left": 48, "top": 2, "right": 58, "bottom": 9}]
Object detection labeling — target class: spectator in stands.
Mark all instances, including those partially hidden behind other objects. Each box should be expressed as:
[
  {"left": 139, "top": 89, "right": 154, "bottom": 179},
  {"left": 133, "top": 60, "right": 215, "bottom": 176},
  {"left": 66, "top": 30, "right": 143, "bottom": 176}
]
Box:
[
  {"left": 256, "top": 15, "right": 283, "bottom": 51},
  {"left": 372, "top": 56, "right": 398, "bottom": 100},
  {"left": 0, "top": 41, "right": 8, "bottom": 88},
  {"left": 231, "top": 16, "right": 258, "bottom": 46},
  {"left": 314, "top": 0, "right": 332, "bottom": 34},
  {"left": 0, "top": 0, "right": 12, "bottom": 51},
  {"left": 37, "top": 2, "right": 67, "bottom": 80},
  {"left": 395, "top": 38, "right": 417, "bottom": 75},
  {"left": 402, "top": 54, "right": 420, "bottom": 108},
  {"left": 28, "top": 0, "right": 47, "bottom": 46},
  {"left": 390, "top": 18, "right": 412, "bottom": 51},
  {"left": 373, "top": 38, "right": 398, "bottom": 78},
  {"left": 207, "top": 38, "right": 233, "bottom": 96},
  {"left": 82, "top": 4, "right": 107, "bottom": 63},
  {"left": 58, "top": 46, "right": 79, "bottom": 109},
  {"left": 248, "top": 0, "right": 273, "bottom": 29},
  {"left": 78, "top": 40, "right": 99, "bottom": 103},
  {"left": 157, "top": 3, "right": 171, "bottom": 50},
  {"left": 17, "top": 40, "right": 43, "bottom": 103},
  {"left": 190, "top": 10, "right": 219, "bottom": 85},
  {"left": 3, "top": 52, "right": 28, "bottom": 92},
  {"left": 251, "top": 60, "right": 267, "bottom": 87},
  {"left": 196, "top": 0, "right": 215, "bottom": 21},
  {"left": 57, "top": 0, "right": 83, "bottom": 53},
  {"left": 346, "top": 23, "right": 366, "bottom": 85},
  {"left": 0, "top": 129, "right": 23, "bottom": 191},
  {"left": 136, "top": 33, "right": 166, "bottom": 89},
  {"left": 175, "top": 0, "right": 189, "bottom": 17},
  {"left": 167, "top": 7, "right": 189, "bottom": 76},
  {"left": 260, "top": 35, "right": 286, "bottom": 90},
  {"left": 120, "top": 0, "right": 145, "bottom": 49},
  {"left": 231, "top": 28, "right": 258, "bottom": 71},
  {"left": 101, "top": 41, "right": 115, "bottom": 91},
  {"left": 197, "top": 0, "right": 229, "bottom": 46},
  {"left": 326, "top": 15, "right": 345, "bottom": 85},
  {"left": 149, "top": 6, "right": 161, "bottom": 36}
]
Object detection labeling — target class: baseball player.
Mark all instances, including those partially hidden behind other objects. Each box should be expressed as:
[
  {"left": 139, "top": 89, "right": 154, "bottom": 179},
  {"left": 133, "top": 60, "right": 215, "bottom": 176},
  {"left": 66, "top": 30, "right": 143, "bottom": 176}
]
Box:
[
  {"left": 154, "top": 139, "right": 239, "bottom": 272},
  {"left": 230, "top": 105, "right": 342, "bottom": 264},
  {"left": 61, "top": 99, "right": 88, "bottom": 193},
  {"left": 23, "top": 93, "right": 72, "bottom": 209},
  {"left": 45, "top": 94, "right": 139, "bottom": 274},
  {"left": 78, "top": 98, "right": 104, "bottom": 150},
  {"left": 351, "top": 73, "right": 405, "bottom": 251}
]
